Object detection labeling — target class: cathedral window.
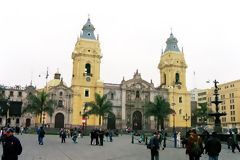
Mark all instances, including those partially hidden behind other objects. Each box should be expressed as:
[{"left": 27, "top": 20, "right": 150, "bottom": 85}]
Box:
[
  {"left": 179, "top": 97, "right": 182, "bottom": 103},
  {"left": 110, "top": 93, "right": 114, "bottom": 100},
  {"left": 59, "top": 91, "right": 63, "bottom": 97},
  {"left": 136, "top": 91, "right": 140, "bottom": 99},
  {"left": 10, "top": 91, "right": 14, "bottom": 97},
  {"left": 58, "top": 100, "right": 63, "bottom": 107},
  {"left": 145, "top": 95, "right": 149, "bottom": 101},
  {"left": 163, "top": 74, "right": 166, "bottom": 85},
  {"left": 18, "top": 91, "right": 22, "bottom": 97},
  {"left": 175, "top": 73, "right": 180, "bottom": 84},
  {"left": 85, "top": 89, "right": 89, "bottom": 97},
  {"left": 85, "top": 63, "right": 91, "bottom": 76},
  {"left": 179, "top": 109, "right": 182, "bottom": 114},
  {"left": 16, "top": 118, "right": 20, "bottom": 124}
]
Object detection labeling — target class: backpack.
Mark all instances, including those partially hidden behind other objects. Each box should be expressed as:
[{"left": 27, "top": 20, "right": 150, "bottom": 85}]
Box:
[
  {"left": 147, "top": 137, "right": 155, "bottom": 149},
  {"left": 191, "top": 139, "right": 202, "bottom": 156}
]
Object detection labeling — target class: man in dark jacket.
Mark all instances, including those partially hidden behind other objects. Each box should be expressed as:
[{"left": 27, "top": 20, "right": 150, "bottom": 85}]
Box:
[
  {"left": 150, "top": 132, "right": 160, "bottom": 160},
  {"left": 205, "top": 132, "right": 221, "bottom": 160},
  {"left": 38, "top": 126, "right": 45, "bottom": 145},
  {"left": 60, "top": 129, "right": 67, "bottom": 143},
  {"left": 231, "top": 131, "right": 240, "bottom": 153},
  {"left": 98, "top": 128, "right": 104, "bottom": 146},
  {"left": 1, "top": 128, "right": 22, "bottom": 160}
]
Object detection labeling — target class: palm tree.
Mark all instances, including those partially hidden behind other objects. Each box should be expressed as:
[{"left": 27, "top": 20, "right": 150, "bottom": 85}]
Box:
[
  {"left": 23, "top": 90, "right": 55, "bottom": 124},
  {"left": 145, "top": 95, "right": 174, "bottom": 130},
  {"left": 196, "top": 102, "right": 211, "bottom": 125},
  {"left": 83, "top": 93, "right": 113, "bottom": 126}
]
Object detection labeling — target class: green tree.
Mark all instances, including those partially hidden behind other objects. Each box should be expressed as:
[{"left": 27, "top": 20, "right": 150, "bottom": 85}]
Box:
[
  {"left": 83, "top": 93, "right": 113, "bottom": 126},
  {"left": 23, "top": 90, "right": 55, "bottom": 124},
  {"left": 145, "top": 95, "right": 174, "bottom": 130},
  {"left": 196, "top": 102, "right": 211, "bottom": 125}
]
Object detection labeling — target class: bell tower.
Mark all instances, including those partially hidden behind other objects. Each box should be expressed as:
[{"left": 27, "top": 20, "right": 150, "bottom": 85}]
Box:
[
  {"left": 71, "top": 17, "right": 103, "bottom": 126},
  {"left": 158, "top": 32, "right": 191, "bottom": 128}
]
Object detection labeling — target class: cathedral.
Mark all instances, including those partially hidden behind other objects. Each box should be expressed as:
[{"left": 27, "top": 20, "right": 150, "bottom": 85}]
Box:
[
  {"left": 68, "top": 17, "right": 191, "bottom": 130},
  {"left": 0, "top": 17, "right": 191, "bottom": 130}
]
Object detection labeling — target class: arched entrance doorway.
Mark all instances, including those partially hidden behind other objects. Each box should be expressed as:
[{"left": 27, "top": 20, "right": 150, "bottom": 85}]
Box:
[
  {"left": 132, "top": 111, "right": 142, "bottom": 130},
  {"left": 107, "top": 113, "right": 116, "bottom": 130},
  {"left": 55, "top": 113, "right": 64, "bottom": 128},
  {"left": 26, "top": 118, "right": 31, "bottom": 127}
]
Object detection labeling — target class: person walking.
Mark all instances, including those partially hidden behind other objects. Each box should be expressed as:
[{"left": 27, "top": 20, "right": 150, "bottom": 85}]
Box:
[
  {"left": 231, "top": 131, "right": 240, "bottom": 153},
  {"left": 109, "top": 130, "right": 113, "bottom": 142},
  {"left": 20, "top": 126, "right": 24, "bottom": 135},
  {"left": 227, "top": 130, "right": 233, "bottom": 149},
  {"left": 149, "top": 132, "right": 160, "bottom": 160},
  {"left": 162, "top": 131, "right": 167, "bottom": 150},
  {"left": 95, "top": 128, "right": 99, "bottom": 145},
  {"left": 177, "top": 131, "right": 181, "bottom": 148},
  {"left": 98, "top": 128, "right": 104, "bottom": 146},
  {"left": 60, "top": 129, "right": 67, "bottom": 143},
  {"left": 1, "top": 128, "right": 22, "bottom": 160},
  {"left": 205, "top": 132, "right": 221, "bottom": 160},
  {"left": 186, "top": 129, "right": 203, "bottom": 160},
  {"left": 90, "top": 129, "right": 95, "bottom": 145},
  {"left": 38, "top": 126, "right": 45, "bottom": 145},
  {"left": 72, "top": 129, "right": 78, "bottom": 143},
  {"left": 173, "top": 131, "right": 177, "bottom": 148},
  {"left": 105, "top": 130, "right": 109, "bottom": 142}
]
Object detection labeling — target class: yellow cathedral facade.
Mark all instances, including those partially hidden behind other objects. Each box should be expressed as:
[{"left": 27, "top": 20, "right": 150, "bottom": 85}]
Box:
[{"left": 69, "top": 18, "right": 191, "bottom": 129}]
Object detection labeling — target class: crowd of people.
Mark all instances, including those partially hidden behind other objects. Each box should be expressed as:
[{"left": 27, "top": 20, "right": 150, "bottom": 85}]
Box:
[
  {"left": 57, "top": 127, "right": 116, "bottom": 146},
  {"left": 147, "top": 128, "right": 240, "bottom": 160},
  {"left": 1, "top": 125, "right": 240, "bottom": 160}
]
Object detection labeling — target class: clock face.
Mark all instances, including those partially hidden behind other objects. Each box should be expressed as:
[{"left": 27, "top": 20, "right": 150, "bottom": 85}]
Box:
[{"left": 86, "top": 76, "right": 91, "bottom": 82}]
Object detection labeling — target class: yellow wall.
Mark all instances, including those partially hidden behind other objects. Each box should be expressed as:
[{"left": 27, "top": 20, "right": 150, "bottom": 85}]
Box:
[{"left": 71, "top": 38, "right": 103, "bottom": 126}]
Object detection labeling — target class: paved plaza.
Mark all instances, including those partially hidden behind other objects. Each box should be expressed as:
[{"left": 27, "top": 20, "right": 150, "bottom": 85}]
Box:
[{"left": 0, "top": 134, "right": 239, "bottom": 160}]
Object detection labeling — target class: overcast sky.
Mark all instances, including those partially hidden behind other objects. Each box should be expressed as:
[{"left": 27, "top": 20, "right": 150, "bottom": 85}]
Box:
[{"left": 1, "top": 0, "right": 240, "bottom": 90}]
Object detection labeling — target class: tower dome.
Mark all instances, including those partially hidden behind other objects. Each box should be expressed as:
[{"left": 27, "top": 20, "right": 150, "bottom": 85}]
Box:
[
  {"left": 47, "top": 72, "right": 67, "bottom": 88},
  {"left": 80, "top": 17, "right": 96, "bottom": 40},
  {"left": 164, "top": 33, "right": 180, "bottom": 53}
]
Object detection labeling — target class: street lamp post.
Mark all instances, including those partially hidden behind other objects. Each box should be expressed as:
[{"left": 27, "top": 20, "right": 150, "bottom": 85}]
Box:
[
  {"left": 183, "top": 113, "right": 190, "bottom": 135},
  {"left": 172, "top": 112, "right": 176, "bottom": 133},
  {"left": 5, "top": 96, "right": 10, "bottom": 127},
  {"left": 172, "top": 111, "right": 177, "bottom": 148},
  {"left": 82, "top": 117, "right": 86, "bottom": 136}
]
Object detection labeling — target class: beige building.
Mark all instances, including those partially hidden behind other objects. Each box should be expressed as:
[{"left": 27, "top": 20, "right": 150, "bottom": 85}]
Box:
[
  {"left": 0, "top": 84, "right": 36, "bottom": 127},
  {"left": 206, "top": 80, "right": 240, "bottom": 129},
  {"left": 190, "top": 80, "right": 240, "bottom": 130}
]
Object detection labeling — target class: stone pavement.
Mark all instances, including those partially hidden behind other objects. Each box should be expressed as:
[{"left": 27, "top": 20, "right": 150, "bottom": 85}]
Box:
[{"left": 0, "top": 134, "right": 239, "bottom": 160}]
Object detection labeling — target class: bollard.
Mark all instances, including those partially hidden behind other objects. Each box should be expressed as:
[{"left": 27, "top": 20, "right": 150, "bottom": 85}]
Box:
[
  {"left": 132, "top": 134, "right": 134, "bottom": 144},
  {"left": 174, "top": 137, "right": 177, "bottom": 148},
  {"left": 145, "top": 136, "right": 148, "bottom": 145}
]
